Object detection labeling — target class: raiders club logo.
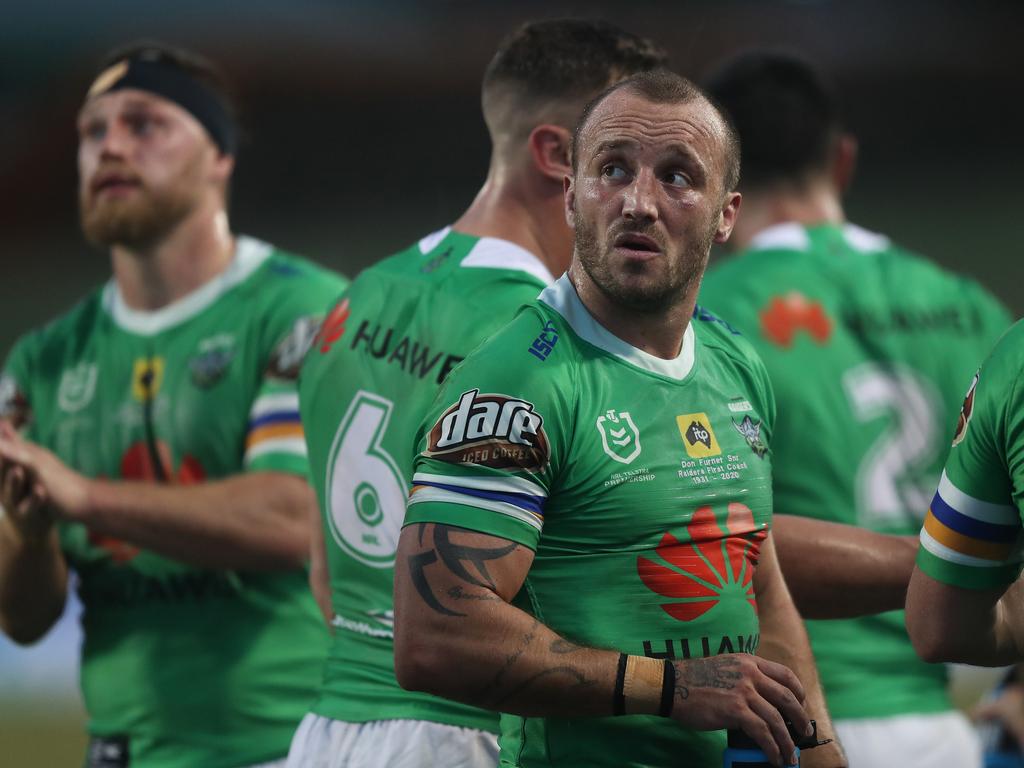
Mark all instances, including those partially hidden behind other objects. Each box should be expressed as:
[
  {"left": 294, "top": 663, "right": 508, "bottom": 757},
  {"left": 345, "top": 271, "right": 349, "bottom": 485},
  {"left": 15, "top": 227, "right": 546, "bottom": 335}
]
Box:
[
  {"left": 425, "top": 389, "right": 549, "bottom": 472},
  {"left": 951, "top": 371, "right": 979, "bottom": 447}
]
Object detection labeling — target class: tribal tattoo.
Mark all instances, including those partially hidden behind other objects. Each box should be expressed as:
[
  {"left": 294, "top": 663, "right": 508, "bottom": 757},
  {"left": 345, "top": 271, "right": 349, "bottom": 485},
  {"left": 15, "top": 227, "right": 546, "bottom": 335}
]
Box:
[{"left": 408, "top": 524, "right": 519, "bottom": 617}]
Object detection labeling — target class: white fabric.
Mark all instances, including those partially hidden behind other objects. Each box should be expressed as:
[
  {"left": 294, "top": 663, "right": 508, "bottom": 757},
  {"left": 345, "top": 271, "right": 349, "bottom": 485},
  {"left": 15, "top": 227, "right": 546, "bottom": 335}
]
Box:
[
  {"left": 245, "top": 759, "right": 287, "bottom": 768},
  {"left": 286, "top": 713, "right": 498, "bottom": 768},
  {"left": 834, "top": 711, "right": 981, "bottom": 768},
  {"left": 538, "top": 274, "right": 697, "bottom": 381}
]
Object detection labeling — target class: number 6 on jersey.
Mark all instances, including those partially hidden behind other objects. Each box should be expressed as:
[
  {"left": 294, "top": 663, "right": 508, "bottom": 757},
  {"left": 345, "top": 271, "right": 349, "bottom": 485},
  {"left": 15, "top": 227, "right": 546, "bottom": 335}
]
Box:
[{"left": 325, "top": 391, "right": 406, "bottom": 568}]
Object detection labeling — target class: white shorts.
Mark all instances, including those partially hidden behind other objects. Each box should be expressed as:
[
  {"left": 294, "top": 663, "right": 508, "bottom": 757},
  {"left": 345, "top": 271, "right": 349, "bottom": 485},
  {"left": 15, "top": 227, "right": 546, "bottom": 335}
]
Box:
[
  {"left": 834, "top": 711, "right": 981, "bottom": 768},
  {"left": 285, "top": 713, "right": 499, "bottom": 768}
]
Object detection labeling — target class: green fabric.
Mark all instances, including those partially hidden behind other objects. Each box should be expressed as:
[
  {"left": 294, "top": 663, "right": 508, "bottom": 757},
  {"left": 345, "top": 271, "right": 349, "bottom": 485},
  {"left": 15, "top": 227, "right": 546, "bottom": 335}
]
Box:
[
  {"left": 299, "top": 228, "right": 550, "bottom": 731},
  {"left": 700, "top": 222, "right": 1012, "bottom": 719},
  {"left": 407, "top": 275, "right": 776, "bottom": 767},
  {"left": 917, "top": 319, "right": 1024, "bottom": 589},
  {"left": 0, "top": 238, "right": 347, "bottom": 768}
]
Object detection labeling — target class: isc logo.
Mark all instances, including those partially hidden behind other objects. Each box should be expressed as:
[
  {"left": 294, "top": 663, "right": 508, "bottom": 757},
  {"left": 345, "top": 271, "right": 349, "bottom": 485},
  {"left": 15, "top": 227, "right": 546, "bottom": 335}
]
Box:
[
  {"left": 528, "top": 320, "right": 559, "bottom": 362},
  {"left": 427, "top": 389, "right": 549, "bottom": 471}
]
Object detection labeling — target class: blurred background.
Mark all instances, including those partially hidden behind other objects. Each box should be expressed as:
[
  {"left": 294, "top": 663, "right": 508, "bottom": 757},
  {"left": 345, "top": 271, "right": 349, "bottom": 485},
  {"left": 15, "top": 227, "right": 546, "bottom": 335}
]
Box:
[{"left": 1, "top": 0, "right": 1021, "bottom": 763}]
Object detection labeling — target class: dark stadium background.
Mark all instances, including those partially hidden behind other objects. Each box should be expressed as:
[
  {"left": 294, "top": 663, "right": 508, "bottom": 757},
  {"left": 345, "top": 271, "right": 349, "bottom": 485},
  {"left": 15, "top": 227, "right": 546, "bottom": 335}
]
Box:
[{"left": 1, "top": 1, "right": 1021, "bottom": 763}]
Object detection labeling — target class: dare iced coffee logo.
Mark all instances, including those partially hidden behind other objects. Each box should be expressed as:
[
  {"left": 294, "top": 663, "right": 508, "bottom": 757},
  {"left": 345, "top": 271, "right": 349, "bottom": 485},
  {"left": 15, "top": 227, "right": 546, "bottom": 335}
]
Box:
[{"left": 426, "top": 389, "right": 549, "bottom": 471}]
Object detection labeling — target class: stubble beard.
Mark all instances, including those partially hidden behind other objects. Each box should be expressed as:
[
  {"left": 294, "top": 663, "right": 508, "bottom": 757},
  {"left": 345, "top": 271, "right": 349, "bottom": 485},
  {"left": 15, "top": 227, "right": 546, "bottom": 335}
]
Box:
[
  {"left": 573, "top": 210, "right": 717, "bottom": 314},
  {"left": 80, "top": 182, "right": 197, "bottom": 250}
]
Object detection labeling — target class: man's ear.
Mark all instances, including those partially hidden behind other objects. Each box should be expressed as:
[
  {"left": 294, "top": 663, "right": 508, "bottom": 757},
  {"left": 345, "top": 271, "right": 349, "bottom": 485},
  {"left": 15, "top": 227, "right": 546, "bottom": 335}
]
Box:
[
  {"left": 211, "top": 152, "right": 234, "bottom": 186},
  {"left": 831, "top": 133, "right": 857, "bottom": 194},
  {"left": 563, "top": 174, "right": 576, "bottom": 229},
  {"left": 529, "top": 124, "right": 572, "bottom": 183},
  {"left": 713, "top": 192, "right": 742, "bottom": 244}
]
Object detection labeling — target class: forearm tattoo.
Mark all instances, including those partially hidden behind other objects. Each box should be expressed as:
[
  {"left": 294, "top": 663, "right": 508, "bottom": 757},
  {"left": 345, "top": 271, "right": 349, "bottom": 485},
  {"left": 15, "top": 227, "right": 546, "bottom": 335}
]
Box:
[
  {"left": 672, "top": 656, "right": 742, "bottom": 703},
  {"left": 408, "top": 524, "right": 518, "bottom": 617}
]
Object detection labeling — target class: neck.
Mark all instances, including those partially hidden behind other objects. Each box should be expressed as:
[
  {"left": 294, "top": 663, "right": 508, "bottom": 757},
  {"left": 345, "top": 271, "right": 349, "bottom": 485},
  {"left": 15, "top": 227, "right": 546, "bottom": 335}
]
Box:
[
  {"left": 453, "top": 159, "right": 571, "bottom": 279},
  {"left": 728, "top": 177, "right": 844, "bottom": 252},
  {"left": 110, "top": 203, "right": 235, "bottom": 311},
  {"left": 568, "top": 262, "right": 698, "bottom": 360}
]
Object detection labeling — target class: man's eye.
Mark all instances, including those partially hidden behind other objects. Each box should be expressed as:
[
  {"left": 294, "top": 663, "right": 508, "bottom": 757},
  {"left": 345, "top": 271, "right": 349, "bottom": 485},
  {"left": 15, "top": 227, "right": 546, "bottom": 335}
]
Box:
[
  {"left": 601, "top": 164, "right": 627, "bottom": 180},
  {"left": 81, "top": 121, "right": 106, "bottom": 141},
  {"left": 128, "top": 117, "right": 152, "bottom": 137},
  {"left": 665, "top": 171, "right": 691, "bottom": 188}
]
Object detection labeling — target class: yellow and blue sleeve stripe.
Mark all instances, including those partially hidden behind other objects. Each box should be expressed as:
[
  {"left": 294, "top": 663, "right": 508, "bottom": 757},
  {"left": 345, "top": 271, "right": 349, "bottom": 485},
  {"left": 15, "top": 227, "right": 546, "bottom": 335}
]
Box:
[
  {"left": 917, "top": 471, "right": 1024, "bottom": 590},
  {"left": 244, "top": 390, "right": 307, "bottom": 471}
]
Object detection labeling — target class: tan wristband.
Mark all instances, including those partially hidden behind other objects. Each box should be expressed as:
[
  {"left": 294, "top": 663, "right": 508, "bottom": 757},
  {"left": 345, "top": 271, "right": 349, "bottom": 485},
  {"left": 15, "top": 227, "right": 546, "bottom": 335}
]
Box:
[{"left": 623, "top": 655, "right": 665, "bottom": 715}]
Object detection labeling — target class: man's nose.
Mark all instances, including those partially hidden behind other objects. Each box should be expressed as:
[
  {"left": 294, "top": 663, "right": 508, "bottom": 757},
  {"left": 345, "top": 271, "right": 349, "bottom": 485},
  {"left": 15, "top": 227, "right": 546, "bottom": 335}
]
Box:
[
  {"left": 621, "top": 169, "right": 658, "bottom": 222},
  {"left": 98, "top": 122, "right": 131, "bottom": 159}
]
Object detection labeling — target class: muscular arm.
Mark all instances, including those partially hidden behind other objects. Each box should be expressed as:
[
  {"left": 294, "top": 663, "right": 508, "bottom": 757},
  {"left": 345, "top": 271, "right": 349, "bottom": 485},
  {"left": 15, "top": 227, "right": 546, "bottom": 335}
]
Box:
[
  {"left": 772, "top": 515, "right": 918, "bottom": 619},
  {"left": 0, "top": 429, "right": 312, "bottom": 571},
  {"left": 394, "top": 522, "right": 813, "bottom": 765},
  {"left": 906, "top": 565, "right": 1024, "bottom": 666},
  {"left": 0, "top": 456, "right": 68, "bottom": 644},
  {"left": 755, "top": 534, "right": 845, "bottom": 766}
]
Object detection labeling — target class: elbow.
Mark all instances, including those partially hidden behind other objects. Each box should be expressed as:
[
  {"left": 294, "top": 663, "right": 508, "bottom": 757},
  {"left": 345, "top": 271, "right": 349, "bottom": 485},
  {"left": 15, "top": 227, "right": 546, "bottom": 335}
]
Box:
[
  {"left": 0, "top": 614, "right": 54, "bottom": 647},
  {"left": 905, "top": 610, "right": 959, "bottom": 664},
  {"left": 393, "top": 626, "right": 450, "bottom": 696}
]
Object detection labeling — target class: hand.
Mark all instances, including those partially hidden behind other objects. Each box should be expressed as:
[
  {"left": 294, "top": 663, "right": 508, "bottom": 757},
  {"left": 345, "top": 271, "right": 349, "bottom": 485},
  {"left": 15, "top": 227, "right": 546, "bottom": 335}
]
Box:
[
  {"left": 670, "top": 654, "right": 811, "bottom": 767},
  {"left": 974, "top": 682, "right": 1024, "bottom": 749},
  {"left": 0, "top": 423, "right": 91, "bottom": 524}
]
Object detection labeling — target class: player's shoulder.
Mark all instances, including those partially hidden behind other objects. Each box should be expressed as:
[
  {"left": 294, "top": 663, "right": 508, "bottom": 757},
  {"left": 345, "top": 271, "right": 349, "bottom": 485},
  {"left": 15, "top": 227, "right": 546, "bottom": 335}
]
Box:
[
  {"left": 691, "top": 304, "right": 767, "bottom": 378},
  {"left": 243, "top": 236, "right": 348, "bottom": 297},
  {"left": 5, "top": 286, "right": 107, "bottom": 368},
  {"left": 979, "top": 319, "right": 1024, "bottom": 383}
]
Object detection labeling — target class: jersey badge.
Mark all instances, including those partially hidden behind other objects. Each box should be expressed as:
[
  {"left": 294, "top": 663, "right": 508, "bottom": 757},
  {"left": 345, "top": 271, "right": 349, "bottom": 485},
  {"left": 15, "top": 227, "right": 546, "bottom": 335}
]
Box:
[
  {"left": 426, "top": 389, "right": 549, "bottom": 472},
  {"left": 951, "top": 371, "right": 979, "bottom": 447},
  {"left": 190, "top": 335, "right": 236, "bottom": 389},
  {"left": 732, "top": 416, "right": 768, "bottom": 459},
  {"left": 268, "top": 315, "right": 321, "bottom": 379},
  {"left": 596, "top": 409, "right": 642, "bottom": 464},
  {"left": 760, "top": 292, "right": 832, "bottom": 347},
  {"left": 637, "top": 502, "right": 766, "bottom": 622},
  {"left": 676, "top": 413, "right": 721, "bottom": 459},
  {"left": 0, "top": 373, "right": 32, "bottom": 428},
  {"left": 315, "top": 298, "right": 350, "bottom": 354},
  {"left": 58, "top": 362, "right": 98, "bottom": 413},
  {"left": 131, "top": 358, "right": 165, "bottom": 402}
]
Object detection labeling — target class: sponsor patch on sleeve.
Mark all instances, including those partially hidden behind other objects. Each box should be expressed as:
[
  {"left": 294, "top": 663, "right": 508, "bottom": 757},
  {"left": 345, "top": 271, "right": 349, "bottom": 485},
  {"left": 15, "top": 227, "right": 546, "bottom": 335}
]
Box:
[
  {"left": 951, "top": 371, "right": 979, "bottom": 447},
  {"left": 425, "top": 389, "right": 549, "bottom": 472},
  {"left": 0, "top": 373, "right": 32, "bottom": 429},
  {"left": 268, "top": 315, "right": 322, "bottom": 379}
]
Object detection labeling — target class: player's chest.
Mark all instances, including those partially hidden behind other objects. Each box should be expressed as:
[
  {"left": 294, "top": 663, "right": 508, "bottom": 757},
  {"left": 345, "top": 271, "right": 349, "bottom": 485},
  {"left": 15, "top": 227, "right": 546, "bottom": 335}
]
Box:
[
  {"left": 552, "top": 375, "right": 773, "bottom": 533},
  {"left": 37, "top": 329, "right": 256, "bottom": 479}
]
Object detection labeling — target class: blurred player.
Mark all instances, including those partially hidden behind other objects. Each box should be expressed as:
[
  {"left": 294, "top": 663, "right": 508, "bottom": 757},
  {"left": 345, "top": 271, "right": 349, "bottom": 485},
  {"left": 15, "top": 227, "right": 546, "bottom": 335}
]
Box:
[
  {"left": 289, "top": 19, "right": 667, "bottom": 768},
  {"left": 700, "top": 51, "right": 1012, "bottom": 767},
  {"left": 0, "top": 43, "right": 346, "bottom": 768},
  {"left": 393, "top": 69, "right": 846, "bottom": 768}
]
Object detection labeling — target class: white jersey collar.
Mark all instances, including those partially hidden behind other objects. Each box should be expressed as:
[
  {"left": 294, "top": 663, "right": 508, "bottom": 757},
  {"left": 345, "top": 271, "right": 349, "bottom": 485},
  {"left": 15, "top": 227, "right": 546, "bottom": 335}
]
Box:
[
  {"left": 419, "top": 226, "right": 556, "bottom": 286},
  {"left": 539, "top": 274, "right": 696, "bottom": 381},
  {"left": 102, "top": 235, "right": 272, "bottom": 336},
  {"left": 747, "top": 222, "right": 811, "bottom": 252}
]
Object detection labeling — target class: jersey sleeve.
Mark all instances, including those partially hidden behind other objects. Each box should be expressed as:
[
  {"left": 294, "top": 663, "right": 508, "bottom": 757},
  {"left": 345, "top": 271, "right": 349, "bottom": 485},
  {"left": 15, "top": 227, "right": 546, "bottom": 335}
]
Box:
[
  {"left": 244, "top": 260, "right": 349, "bottom": 476},
  {"left": 0, "top": 334, "right": 37, "bottom": 435},
  {"left": 404, "top": 307, "right": 573, "bottom": 550},
  {"left": 916, "top": 325, "right": 1024, "bottom": 589}
]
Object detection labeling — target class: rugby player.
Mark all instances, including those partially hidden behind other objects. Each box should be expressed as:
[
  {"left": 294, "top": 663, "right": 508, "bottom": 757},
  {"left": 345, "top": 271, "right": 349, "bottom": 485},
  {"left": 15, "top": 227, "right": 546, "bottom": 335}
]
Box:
[
  {"left": 0, "top": 43, "right": 346, "bottom": 768},
  {"left": 290, "top": 19, "right": 667, "bottom": 767},
  {"left": 393, "top": 69, "right": 846, "bottom": 768},
  {"left": 700, "top": 51, "right": 1011, "bottom": 767}
]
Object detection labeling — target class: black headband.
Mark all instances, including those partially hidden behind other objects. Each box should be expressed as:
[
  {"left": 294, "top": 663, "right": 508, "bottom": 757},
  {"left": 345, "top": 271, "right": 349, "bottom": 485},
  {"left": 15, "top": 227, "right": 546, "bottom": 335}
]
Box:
[{"left": 86, "top": 55, "right": 237, "bottom": 155}]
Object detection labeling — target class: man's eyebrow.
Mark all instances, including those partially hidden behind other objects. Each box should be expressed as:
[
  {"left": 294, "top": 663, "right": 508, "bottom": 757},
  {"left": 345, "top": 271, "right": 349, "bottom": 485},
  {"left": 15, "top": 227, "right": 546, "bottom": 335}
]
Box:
[
  {"left": 592, "top": 139, "right": 640, "bottom": 156},
  {"left": 664, "top": 143, "right": 708, "bottom": 177}
]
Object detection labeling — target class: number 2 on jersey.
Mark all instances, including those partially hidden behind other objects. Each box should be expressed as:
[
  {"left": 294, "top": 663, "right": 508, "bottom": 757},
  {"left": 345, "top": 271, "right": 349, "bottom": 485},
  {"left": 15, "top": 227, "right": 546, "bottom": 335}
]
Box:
[
  {"left": 325, "top": 391, "right": 406, "bottom": 568},
  {"left": 843, "top": 362, "right": 941, "bottom": 530}
]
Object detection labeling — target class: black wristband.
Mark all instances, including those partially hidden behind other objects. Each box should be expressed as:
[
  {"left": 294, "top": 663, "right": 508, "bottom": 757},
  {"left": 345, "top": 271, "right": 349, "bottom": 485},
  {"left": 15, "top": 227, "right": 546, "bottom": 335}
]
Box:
[
  {"left": 659, "top": 659, "right": 675, "bottom": 717},
  {"left": 612, "top": 652, "right": 628, "bottom": 716}
]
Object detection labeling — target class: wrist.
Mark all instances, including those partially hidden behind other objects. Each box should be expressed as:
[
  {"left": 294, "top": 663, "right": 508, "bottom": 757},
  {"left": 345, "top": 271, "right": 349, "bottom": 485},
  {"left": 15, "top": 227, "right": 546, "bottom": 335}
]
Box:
[{"left": 612, "top": 654, "right": 675, "bottom": 717}]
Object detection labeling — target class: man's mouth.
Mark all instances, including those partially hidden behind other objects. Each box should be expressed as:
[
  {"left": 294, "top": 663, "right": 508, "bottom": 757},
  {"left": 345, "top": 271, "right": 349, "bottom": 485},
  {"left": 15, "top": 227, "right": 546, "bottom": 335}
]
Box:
[
  {"left": 91, "top": 173, "right": 141, "bottom": 197},
  {"left": 613, "top": 232, "right": 662, "bottom": 256}
]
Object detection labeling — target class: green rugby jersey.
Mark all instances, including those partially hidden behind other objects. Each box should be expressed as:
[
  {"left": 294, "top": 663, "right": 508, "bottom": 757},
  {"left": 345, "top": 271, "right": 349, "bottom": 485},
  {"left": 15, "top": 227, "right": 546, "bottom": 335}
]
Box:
[
  {"left": 700, "top": 222, "right": 1012, "bottom": 720},
  {"left": 299, "top": 227, "right": 553, "bottom": 731},
  {"left": 0, "top": 237, "right": 346, "bottom": 768},
  {"left": 406, "top": 275, "right": 777, "bottom": 768},
  {"left": 916, "top": 319, "right": 1024, "bottom": 589}
]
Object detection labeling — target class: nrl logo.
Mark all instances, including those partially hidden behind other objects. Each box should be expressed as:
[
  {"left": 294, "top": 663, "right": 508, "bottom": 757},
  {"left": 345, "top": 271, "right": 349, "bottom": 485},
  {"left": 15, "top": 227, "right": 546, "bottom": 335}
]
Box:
[
  {"left": 426, "top": 389, "right": 549, "bottom": 472},
  {"left": 58, "top": 363, "right": 98, "bottom": 413},
  {"left": 596, "top": 410, "right": 641, "bottom": 464},
  {"left": 732, "top": 416, "right": 768, "bottom": 459}
]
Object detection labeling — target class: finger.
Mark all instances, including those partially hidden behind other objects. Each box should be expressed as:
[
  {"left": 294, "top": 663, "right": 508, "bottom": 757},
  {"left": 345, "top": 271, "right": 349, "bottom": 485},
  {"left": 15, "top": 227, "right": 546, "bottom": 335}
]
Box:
[
  {"left": 755, "top": 657, "right": 806, "bottom": 704},
  {"left": 740, "top": 708, "right": 787, "bottom": 767},
  {"left": 750, "top": 694, "right": 799, "bottom": 766},
  {"left": 972, "top": 699, "right": 999, "bottom": 722},
  {"left": 0, "top": 420, "right": 17, "bottom": 439},
  {"left": 1, "top": 463, "right": 21, "bottom": 508},
  {"left": 0, "top": 438, "right": 32, "bottom": 467},
  {"left": 755, "top": 674, "right": 811, "bottom": 741}
]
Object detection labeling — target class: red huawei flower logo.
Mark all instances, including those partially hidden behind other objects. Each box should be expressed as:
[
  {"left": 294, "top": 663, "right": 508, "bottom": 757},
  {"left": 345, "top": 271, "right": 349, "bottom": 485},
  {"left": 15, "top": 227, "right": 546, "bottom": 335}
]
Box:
[
  {"left": 316, "top": 298, "right": 350, "bottom": 354},
  {"left": 637, "top": 503, "right": 767, "bottom": 622},
  {"left": 760, "top": 292, "right": 831, "bottom": 347}
]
